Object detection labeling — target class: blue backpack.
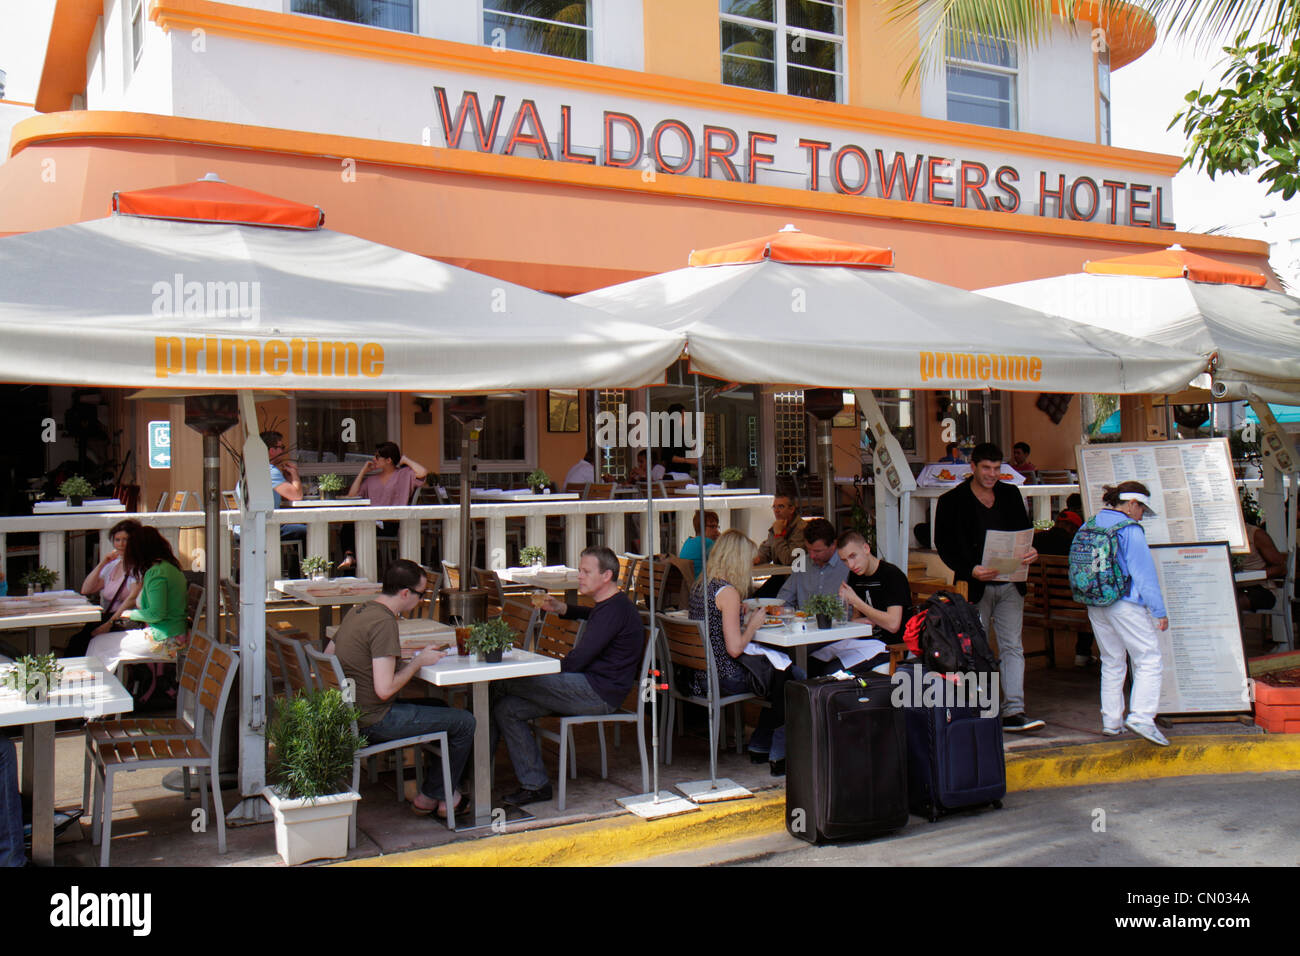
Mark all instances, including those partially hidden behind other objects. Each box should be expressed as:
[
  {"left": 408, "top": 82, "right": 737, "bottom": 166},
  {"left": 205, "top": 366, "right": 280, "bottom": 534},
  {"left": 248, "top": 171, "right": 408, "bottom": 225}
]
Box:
[{"left": 1068, "top": 516, "right": 1138, "bottom": 607}]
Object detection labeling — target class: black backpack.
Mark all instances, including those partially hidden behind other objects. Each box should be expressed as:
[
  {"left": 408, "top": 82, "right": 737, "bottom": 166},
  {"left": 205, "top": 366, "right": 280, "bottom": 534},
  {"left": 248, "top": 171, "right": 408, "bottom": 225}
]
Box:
[{"left": 914, "top": 591, "right": 999, "bottom": 675}]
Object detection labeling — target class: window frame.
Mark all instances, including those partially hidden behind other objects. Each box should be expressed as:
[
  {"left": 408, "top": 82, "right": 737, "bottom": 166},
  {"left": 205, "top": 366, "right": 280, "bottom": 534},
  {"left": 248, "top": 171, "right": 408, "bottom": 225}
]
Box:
[
  {"left": 480, "top": 0, "right": 595, "bottom": 63},
  {"left": 288, "top": 392, "right": 401, "bottom": 479},
  {"left": 130, "top": 0, "right": 145, "bottom": 69},
  {"left": 439, "top": 392, "right": 538, "bottom": 473},
  {"left": 1096, "top": 48, "right": 1112, "bottom": 146},
  {"left": 944, "top": 29, "right": 1019, "bottom": 130},
  {"left": 719, "top": 0, "right": 847, "bottom": 104},
  {"left": 286, "top": 0, "right": 418, "bottom": 36}
]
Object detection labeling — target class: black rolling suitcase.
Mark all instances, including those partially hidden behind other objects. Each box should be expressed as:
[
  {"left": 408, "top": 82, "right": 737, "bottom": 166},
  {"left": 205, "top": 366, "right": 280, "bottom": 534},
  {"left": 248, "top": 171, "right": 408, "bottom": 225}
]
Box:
[
  {"left": 904, "top": 700, "right": 1006, "bottom": 821},
  {"left": 785, "top": 676, "right": 908, "bottom": 844}
]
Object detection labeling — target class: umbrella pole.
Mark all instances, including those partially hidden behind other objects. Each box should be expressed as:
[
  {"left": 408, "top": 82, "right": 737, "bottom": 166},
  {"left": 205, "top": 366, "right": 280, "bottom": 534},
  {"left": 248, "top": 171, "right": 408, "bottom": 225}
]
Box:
[{"left": 203, "top": 431, "right": 221, "bottom": 644}]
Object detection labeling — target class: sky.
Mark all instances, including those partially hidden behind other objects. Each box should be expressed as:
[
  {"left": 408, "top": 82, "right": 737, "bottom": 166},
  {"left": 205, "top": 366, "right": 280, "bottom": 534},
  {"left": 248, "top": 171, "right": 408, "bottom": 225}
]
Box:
[{"left": 2, "top": 2, "right": 1297, "bottom": 252}]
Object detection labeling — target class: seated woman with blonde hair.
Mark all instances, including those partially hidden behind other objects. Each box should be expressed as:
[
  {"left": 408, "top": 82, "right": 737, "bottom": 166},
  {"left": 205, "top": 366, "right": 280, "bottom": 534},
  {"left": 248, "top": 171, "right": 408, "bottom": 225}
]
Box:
[{"left": 688, "top": 529, "right": 805, "bottom": 776}]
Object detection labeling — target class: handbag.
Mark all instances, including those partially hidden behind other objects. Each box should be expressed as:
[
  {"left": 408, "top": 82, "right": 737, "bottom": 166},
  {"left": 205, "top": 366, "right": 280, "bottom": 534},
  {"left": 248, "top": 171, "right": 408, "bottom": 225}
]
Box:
[{"left": 738, "top": 652, "right": 775, "bottom": 698}]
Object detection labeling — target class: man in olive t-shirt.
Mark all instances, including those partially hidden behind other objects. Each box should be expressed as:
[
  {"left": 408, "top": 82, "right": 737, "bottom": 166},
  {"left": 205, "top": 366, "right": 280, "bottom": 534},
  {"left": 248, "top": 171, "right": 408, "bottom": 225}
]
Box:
[{"left": 327, "top": 560, "right": 474, "bottom": 818}]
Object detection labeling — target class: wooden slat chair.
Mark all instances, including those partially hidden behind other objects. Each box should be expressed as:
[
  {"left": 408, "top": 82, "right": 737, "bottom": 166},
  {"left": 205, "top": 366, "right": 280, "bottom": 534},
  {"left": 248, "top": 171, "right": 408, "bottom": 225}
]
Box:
[
  {"left": 632, "top": 557, "right": 673, "bottom": 613},
  {"left": 582, "top": 482, "right": 617, "bottom": 500},
  {"left": 499, "top": 596, "right": 540, "bottom": 651},
  {"left": 82, "top": 633, "right": 217, "bottom": 811},
  {"left": 267, "top": 626, "right": 317, "bottom": 698},
  {"left": 91, "top": 639, "right": 240, "bottom": 866},
  {"left": 305, "top": 646, "right": 459, "bottom": 840},
  {"left": 1035, "top": 554, "right": 1084, "bottom": 667},
  {"left": 657, "top": 616, "right": 756, "bottom": 779},
  {"left": 441, "top": 561, "right": 460, "bottom": 592},
  {"left": 617, "top": 554, "right": 642, "bottom": 593},
  {"left": 219, "top": 578, "right": 241, "bottom": 645}
]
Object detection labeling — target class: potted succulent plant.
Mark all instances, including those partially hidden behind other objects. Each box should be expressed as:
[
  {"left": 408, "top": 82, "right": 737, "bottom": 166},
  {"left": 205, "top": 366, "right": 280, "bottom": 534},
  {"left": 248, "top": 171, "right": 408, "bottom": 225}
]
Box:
[
  {"left": 519, "top": 545, "right": 546, "bottom": 568},
  {"left": 300, "top": 555, "right": 332, "bottom": 581},
  {"left": 1, "top": 653, "right": 63, "bottom": 703},
  {"left": 317, "top": 473, "right": 345, "bottom": 499},
  {"left": 526, "top": 468, "right": 551, "bottom": 494},
  {"left": 802, "top": 593, "right": 844, "bottom": 631},
  {"left": 20, "top": 566, "right": 58, "bottom": 595},
  {"left": 58, "top": 475, "right": 95, "bottom": 507},
  {"left": 262, "top": 688, "right": 365, "bottom": 866},
  {"left": 720, "top": 466, "right": 744, "bottom": 489},
  {"left": 468, "top": 617, "right": 515, "bottom": 663}
]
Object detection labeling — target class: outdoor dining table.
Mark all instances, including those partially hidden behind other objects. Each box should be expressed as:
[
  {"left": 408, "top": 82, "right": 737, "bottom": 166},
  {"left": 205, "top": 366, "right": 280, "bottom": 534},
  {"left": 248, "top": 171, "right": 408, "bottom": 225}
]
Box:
[
  {"left": 0, "top": 655, "right": 132, "bottom": 865},
  {"left": 416, "top": 648, "right": 561, "bottom": 829},
  {"left": 289, "top": 497, "right": 370, "bottom": 507},
  {"left": 33, "top": 498, "right": 127, "bottom": 514},
  {"left": 497, "top": 566, "right": 580, "bottom": 602},
  {"left": 0, "top": 594, "right": 102, "bottom": 655},
  {"left": 325, "top": 616, "right": 456, "bottom": 654},
  {"left": 275, "top": 578, "right": 382, "bottom": 647},
  {"left": 671, "top": 485, "right": 762, "bottom": 496},
  {"left": 659, "top": 609, "right": 874, "bottom": 671},
  {"left": 471, "top": 489, "right": 580, "bottom": 502}
]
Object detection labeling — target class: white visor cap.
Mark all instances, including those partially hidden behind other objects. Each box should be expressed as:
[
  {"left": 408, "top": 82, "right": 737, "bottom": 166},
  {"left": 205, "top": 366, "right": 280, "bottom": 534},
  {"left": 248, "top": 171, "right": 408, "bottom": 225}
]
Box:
[{"left": 1118, "top": 492, "right": 1158, "bottom": 517}]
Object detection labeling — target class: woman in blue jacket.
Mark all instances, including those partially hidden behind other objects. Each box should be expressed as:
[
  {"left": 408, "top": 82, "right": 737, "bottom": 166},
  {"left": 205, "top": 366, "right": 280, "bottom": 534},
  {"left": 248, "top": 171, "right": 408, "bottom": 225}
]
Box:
[{"left": 1085, "top": 481, "right": 1170, "bottom": 746}]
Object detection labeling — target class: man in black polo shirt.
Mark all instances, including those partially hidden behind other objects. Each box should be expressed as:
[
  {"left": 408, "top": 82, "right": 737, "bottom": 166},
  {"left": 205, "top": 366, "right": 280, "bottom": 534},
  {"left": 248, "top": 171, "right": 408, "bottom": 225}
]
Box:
[
  {"left": 492, "top": 546, "right": 645, "bottom": 806},
  {"left": 935, "top": 442, "right": 1042, "bottom": 732}
]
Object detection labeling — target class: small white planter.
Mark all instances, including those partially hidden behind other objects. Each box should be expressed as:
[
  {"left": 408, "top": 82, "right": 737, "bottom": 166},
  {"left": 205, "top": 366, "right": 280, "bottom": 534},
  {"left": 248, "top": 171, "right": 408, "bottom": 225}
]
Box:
[{"left": 262, "top": 787, "right": 361, "bottom": 866}]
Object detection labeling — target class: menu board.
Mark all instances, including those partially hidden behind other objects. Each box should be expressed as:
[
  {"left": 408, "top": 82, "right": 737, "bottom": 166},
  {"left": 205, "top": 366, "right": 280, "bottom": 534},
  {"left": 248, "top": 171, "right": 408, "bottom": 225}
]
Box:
[
  {"left": 1075, "top": 439, "right": 1247, "bottom": 551},
  {"left": 1151, "top": 544, "right": 1251, "bottom": 715}
]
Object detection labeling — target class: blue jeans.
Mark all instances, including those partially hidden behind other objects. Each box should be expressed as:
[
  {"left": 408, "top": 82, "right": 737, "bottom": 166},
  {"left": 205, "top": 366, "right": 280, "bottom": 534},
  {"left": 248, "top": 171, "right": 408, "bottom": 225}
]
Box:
[
  {"left": 722, "top": 665, "right": 806, "bottom": 762},
  {"left": 0, "top": 737, "right": 24, "bottom": 867},
  {"left": 363, "top": 700, "right": 475, "bottom": 802},
  {"left": 491, "top": 674, "right": 615, "bottom": 791}
]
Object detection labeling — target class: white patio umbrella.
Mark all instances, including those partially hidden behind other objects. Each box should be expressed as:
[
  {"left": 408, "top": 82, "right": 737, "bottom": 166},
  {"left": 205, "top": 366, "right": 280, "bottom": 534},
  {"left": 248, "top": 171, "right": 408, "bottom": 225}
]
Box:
[
  {"left": 976, "top": 245, "right": 1300, "bottom": 404},
  {"left": 573, "top": 227, "right": 1209, "bottom": 395},
  {"left": 0, "top": 176, "right": 686, "bottom": 823}
]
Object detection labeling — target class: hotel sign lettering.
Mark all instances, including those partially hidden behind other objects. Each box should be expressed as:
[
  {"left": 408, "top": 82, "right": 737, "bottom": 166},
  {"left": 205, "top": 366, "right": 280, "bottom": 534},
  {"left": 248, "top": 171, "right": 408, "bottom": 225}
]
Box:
[{"left": 432, "top": 87, "right": 1175, "bottom": 229}]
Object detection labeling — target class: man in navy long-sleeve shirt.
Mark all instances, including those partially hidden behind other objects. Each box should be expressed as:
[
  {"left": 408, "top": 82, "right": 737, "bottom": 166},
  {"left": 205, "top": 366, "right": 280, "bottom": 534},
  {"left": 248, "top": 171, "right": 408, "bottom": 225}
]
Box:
[{"left": 492, "top": 547, "right": 645, "bottom": 806}]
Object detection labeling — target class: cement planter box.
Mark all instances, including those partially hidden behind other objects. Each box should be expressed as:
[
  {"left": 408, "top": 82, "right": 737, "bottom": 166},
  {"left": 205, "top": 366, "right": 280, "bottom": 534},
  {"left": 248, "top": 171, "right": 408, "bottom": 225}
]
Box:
[
  {"left": 1253, "top": 678, "right": 1300, "bottom": 734},
  {"left": 262, "top": 787, "right": 360, "bottom": 865}
]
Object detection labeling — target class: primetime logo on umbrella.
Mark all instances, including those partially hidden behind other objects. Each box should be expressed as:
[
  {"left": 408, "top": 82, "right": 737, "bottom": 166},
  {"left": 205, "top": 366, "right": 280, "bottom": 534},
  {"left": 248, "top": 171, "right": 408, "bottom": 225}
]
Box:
[{"left": 152, "top": 273, "right": 261, "bottom": 326}]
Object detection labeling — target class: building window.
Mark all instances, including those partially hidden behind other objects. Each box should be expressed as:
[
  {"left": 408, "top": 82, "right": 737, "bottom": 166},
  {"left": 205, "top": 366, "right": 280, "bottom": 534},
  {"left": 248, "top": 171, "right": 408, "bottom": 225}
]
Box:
[
  {"left": 875, "top": 389, "right": 919, "bottom": 458},
  {"left": 596, "top": 389, "right": 629, "bottom": 480},
  {"left": 946, "top": 30, "right": 1017, "bottom": 129},
  {"left": 292, "top": 394, "right": 399, "bottom": 477},
  {"left": 720, "top": 0, "right": 845, "bottom": 103},
  {"left": 774, "top": 391, "right": 807, "bottom": 474},
  {"left": 937, "top": 389, "right": 1004, "bottom": 448},
  {"left": 442, "top": 393, "right": 536, "bottom": 471},
  {"left": 1097, "top": 49, "right": 1111, "bottom": 145},
  {"left": 483, "top": 1, "right": 592, "bottom": 61},
  {"left": 130, "top": 0, "right": 145, "bottom": 67},
  {"left": 291, "top": 0, "right": 415, "bottom": 34}
]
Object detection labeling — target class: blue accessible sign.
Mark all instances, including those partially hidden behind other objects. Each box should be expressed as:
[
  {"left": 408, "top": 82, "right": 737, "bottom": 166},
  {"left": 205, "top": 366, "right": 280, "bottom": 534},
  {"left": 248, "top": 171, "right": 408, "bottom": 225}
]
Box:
[{"left": 148, "top": 420, "right": 172, "bottom": 469}]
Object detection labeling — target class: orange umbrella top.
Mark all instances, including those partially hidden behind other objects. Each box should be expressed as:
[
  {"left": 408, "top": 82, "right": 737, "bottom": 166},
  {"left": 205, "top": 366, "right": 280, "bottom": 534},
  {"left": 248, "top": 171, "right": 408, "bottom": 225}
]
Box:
[
  {"left": 688, "top": 225, "right": 894, "bottom": 269},
  {"left": 1083, "top": 244, "right": 1267, "bottom": 287},
  {"left": 111, "top": 174, "right": 325, "bottom": 230}
]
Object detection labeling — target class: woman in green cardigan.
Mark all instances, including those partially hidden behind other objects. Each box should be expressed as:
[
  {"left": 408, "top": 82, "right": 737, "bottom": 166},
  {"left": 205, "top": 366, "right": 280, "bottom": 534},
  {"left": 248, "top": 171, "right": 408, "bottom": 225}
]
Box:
[{"left": 86, "top": 526, "right": 189, "bottom": 672}]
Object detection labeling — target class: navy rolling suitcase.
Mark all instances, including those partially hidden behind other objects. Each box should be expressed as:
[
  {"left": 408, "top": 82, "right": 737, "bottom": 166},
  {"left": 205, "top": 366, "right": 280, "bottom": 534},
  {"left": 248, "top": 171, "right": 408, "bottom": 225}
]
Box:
[
  {"left": 904, "top": 701, "right": 1006, "bottom": 821},
  {"left": 785, "top": 676, "right": 909, "bottom": 844}
]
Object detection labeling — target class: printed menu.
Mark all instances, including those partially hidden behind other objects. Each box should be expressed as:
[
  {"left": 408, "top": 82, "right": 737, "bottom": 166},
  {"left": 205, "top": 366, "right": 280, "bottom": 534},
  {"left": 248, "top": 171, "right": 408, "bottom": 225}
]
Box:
[
  {"left": 1075, "top": 438, "right": 1247, "bottom": 551},
  {"left": 1151, "top": 544, "right": 1251, "bottom": 715}
]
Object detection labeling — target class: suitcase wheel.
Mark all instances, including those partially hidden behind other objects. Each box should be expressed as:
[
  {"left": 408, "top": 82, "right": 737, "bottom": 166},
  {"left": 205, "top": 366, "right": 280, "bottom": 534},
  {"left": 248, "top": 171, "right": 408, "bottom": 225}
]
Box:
[{"left": 992, "top": 800, "right": 1003, "bottom": 810}]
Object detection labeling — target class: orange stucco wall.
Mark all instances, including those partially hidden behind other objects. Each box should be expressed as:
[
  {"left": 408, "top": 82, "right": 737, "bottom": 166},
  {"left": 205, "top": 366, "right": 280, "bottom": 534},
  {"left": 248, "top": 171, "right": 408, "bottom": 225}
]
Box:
[{"left": 643, "top": 0, "right": 720, "bottom": 85}]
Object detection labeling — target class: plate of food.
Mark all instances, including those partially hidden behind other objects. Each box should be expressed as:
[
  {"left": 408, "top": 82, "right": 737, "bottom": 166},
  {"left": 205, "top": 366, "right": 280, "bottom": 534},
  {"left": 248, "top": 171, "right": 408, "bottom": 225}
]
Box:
[{"left": 743, "top": 598, "right": 785, "bottom": 611}]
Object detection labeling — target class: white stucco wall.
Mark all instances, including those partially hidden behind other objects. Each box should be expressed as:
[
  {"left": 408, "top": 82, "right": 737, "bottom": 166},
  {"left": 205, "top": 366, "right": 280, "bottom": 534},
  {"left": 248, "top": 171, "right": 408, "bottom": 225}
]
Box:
[{"left": 84, "top": 0, "right": 172, "bottom": 114}]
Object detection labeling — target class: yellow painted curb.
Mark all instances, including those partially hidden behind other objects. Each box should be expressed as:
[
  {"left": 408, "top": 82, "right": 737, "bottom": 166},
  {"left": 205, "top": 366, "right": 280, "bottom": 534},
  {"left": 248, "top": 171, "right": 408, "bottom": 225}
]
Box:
[
  {"left": 336, "top": 791, "right": 787, "bottom": 868},
  {"left": 1005, "top": 733, "right": 1300, "bottom": 791},
  {"left": 336, "top": 734, "right": 1300, "bottom": 867}
]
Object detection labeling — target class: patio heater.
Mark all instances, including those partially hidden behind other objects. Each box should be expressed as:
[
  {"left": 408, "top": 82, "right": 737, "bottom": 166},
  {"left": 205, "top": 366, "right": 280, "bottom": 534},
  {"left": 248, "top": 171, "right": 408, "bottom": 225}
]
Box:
[
  {"left": 183, "top": 395, "right": 239, "bottom": 641},
  {"left": 805, "top": 389, "right": 843, "bottom": 523},
  {"left": 442, "top": 395, "right": 489, "bottom": 625}
]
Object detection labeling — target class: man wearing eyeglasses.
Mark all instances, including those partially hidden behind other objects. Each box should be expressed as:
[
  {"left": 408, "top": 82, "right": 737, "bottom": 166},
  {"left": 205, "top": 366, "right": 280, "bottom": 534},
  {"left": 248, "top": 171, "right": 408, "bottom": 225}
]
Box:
[
  {"left": 234, "top": 430, "right": 307, "bottom": 540},
  {"left": 327, "top": 559, "right": 475, "bottom": 819}
]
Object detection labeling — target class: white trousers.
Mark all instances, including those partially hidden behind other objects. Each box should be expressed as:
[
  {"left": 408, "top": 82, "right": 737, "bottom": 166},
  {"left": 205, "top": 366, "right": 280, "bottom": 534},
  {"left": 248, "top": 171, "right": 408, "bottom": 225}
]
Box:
[
  {"left": 85, "top": 628, "right": 170, "bottom": 674},
  {"left": 1086, "top": 599, "right": 1164, "bottom": 728}
]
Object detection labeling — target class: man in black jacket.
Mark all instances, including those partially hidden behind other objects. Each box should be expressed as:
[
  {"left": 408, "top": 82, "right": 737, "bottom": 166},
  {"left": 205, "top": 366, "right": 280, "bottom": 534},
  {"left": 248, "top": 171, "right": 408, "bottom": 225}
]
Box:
[
  {"left": 492, "top": 547, "right": 645, "bottom": 806},
  {"left": 934, "top": 442, "right": 1043, "bottom": 732}
]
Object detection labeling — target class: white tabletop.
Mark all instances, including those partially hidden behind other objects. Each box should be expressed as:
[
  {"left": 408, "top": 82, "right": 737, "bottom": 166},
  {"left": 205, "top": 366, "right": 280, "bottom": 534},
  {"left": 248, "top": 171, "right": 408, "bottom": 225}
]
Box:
[
  {"left": 0, "top": 597, "right": 102, "bottom": 631},
  {"left": 276, "top": 578, "right": 381, "bottom": 605},
  {"left": 418, "top": 647, "right": 560, "bottom": 687},
  {"left": 0, "top": 656, "right": 133, "bottom": 726},
  {"left": 672, "top": 485, "right": 762, "bottom": 496},
  {"left": 32, "top": 499, "right": 126, "bottom": 514},
  {"left": 496, "top": 566, "right": 579, "bottom": 588},
  {"left": 290, "top": 497, "right": 369, "bottom": 507},
  {"left": 658, "top": 610, "right": 871, "bottom": 648},
  {"left": 472, "top": 489, "right": 580, "bottom": 502}
]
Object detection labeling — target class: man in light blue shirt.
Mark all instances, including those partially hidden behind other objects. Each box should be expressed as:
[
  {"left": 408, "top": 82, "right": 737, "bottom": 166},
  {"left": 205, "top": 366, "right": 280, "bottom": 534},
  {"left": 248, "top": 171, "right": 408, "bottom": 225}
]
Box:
[{"left": 777, "top": 518, "right": 848, "bottom": 609}]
